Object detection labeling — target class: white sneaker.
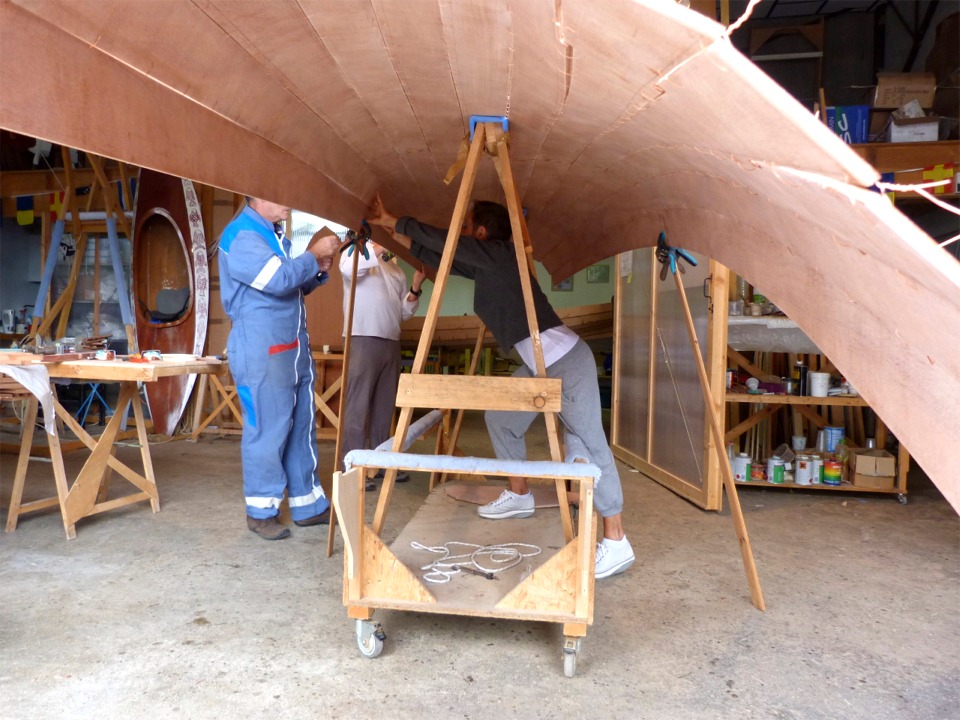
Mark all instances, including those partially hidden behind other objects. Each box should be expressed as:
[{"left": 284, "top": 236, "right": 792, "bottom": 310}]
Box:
[
  {"left": 478, "top": 490, "right": 535, "bottom": 519},
  {"left": 595, "top": 536, "right": 635, "bottom": 579}
]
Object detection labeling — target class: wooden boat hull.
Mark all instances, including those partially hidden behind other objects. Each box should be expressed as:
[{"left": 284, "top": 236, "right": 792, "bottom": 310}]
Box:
[
  {"left": 2, "top": 0, "right": 958, "bottom": 509},
  {"left": 132, "top": 169, "right": 208, "bottom": 435}
]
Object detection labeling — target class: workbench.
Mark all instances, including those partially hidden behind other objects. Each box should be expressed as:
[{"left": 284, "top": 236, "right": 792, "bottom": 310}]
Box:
[{"left": 3, "top": 356, "right": 222, "bottom": 539}]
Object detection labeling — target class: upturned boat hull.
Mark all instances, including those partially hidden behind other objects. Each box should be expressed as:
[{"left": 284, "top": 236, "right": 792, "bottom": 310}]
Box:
[{"left": 132, "top": 169, "right": 208, "bottom": 435}]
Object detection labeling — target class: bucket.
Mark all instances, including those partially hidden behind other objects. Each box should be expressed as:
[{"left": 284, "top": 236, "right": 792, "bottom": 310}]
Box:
[
  {"left": 795, "top": 455, "right": 815, "bottom": 485},
  {"left": 824, "top": 426, "right": 845, "bottom": 452},
  {"left": 823, "top": 460, "right": 842, "bottom": 486},
  {"left": 732, "top": 453, "right": 752, "bottom": 482},
  {"left": 809, "top": 371, "right": 831, "bottom": 397}
]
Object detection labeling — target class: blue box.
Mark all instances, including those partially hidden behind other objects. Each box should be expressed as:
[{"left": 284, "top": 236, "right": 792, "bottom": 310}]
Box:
[{"left": 826, "top": 105, "right": 870, "bottom": 144}]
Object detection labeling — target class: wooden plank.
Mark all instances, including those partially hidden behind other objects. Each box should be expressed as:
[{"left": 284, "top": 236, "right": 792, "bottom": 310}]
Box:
[
  {"left": 43, "top": 358, "right": 222, "bottom": 382},
  {"left": 724, "top": 405, "right": 779, "bottom": 443},
  {"left": 332, "top": 468, "right": 363, "bottom": 598},
  {"left": 360, "top": 525, "right": 436, "bottom": 605},
  {"left": 396, "top": 374, "right": 562, "bottom": 412},
  {"left": 673, "top": 271, "right": 764, "bottom": 611},
  {"left": 0, "top": 168, "right": 123, "bottom": 198},
  {"left": 496, "top": 540, "right": 581, "bottom": 615},
  {"left": 725, "top": 392, "right": 871, "bottom": 407},
  {"left": 4, "top": 395, "right": 40, "bottom": 532},
  {"left": 727, "top": 347, "right": 778, "bottom": 381},
  {"left": 703, "top": 261, "right": 730, "bottom": 510}
]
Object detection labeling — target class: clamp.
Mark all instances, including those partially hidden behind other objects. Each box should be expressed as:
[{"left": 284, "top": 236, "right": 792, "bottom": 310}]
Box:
[
  {"left": 340, "top": 219, "right": 372, "bottom": 260},
  {"left": 655, "top": 231, "right": 697, "bottom": 281}
]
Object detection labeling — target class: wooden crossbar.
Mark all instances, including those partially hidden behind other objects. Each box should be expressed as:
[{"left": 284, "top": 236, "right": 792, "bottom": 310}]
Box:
[{"left": 396, "top": 374, "right": 561, "bottom": 413}]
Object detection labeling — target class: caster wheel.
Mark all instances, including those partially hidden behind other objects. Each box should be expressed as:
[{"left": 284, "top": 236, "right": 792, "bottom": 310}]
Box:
[
  {"left": 562, "top": 636, "right": 581, "bottom": 678},
  {"left": 356, "top": 619, "right": 386, "bottom": 658},
  {"left": 897, "top": 494, "right": 908, "bottom": 505}
]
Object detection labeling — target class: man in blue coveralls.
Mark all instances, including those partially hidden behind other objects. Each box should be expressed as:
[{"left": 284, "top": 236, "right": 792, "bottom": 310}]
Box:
[{"left": 219, "top": 197, "right": 341, "bottom": 540}]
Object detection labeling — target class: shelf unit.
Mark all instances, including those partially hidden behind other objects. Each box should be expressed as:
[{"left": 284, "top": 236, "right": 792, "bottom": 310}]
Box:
[{"left": 724, "top": 389, "right": 909, "bottom": 499}]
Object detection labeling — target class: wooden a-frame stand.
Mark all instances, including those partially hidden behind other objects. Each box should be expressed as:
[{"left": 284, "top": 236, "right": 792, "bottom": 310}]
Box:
[{"left": 331, "top": 122, "right": 596, "bottom": 676}]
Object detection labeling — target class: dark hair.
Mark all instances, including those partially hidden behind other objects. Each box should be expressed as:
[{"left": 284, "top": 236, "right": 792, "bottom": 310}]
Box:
[{"left": 472, "top": 201, "right": 512, "bottom": 240}]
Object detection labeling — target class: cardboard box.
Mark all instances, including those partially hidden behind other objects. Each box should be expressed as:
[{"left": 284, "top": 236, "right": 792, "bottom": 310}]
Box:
[
  {"left": 826, "top": 105, "right": 870, "bottom": 144},
  {"left": 874, "top": 72, "right": 937, "bottom": 109},
  {"left": 852, "top": 471, "right": 896, "bottom": 490},
  {"left": 850, "top": 448, "right": 896, "bottom": 477},
  {"left": 888, "top": 116, "right": 940, "bottom": 143}
]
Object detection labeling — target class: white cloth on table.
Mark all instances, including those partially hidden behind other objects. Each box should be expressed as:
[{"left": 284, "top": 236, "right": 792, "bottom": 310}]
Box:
[{"left": 0, "top": 364, "right": 55, "bottom": 435}]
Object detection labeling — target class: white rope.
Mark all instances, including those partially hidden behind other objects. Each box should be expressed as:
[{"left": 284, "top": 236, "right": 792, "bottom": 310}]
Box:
[{"left": 411, "top": 540, "right": 542, "bottom": 584}]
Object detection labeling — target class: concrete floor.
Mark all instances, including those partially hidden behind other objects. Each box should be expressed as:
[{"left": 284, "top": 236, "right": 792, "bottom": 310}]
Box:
[{"left": 1, "top": 413, "right": 958, "bottom": 720}]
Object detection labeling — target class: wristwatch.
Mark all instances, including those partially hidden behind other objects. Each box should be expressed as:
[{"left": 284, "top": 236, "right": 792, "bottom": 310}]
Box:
[{"left": 409, "top": 286, "right": 422, "bottom": 297}]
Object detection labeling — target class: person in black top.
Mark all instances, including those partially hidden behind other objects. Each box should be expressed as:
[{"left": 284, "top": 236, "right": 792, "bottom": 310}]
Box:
[{"left": 367, "top": 193, "right": 634, "bottom": 579}]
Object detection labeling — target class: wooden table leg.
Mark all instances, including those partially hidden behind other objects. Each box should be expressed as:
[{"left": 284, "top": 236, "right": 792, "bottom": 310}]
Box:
[
  {"left": 5, "top": 396, "right": 38, "bottom": 533},
  {"left": 129, "top": 382, "right": 160, "bottom": 512}
]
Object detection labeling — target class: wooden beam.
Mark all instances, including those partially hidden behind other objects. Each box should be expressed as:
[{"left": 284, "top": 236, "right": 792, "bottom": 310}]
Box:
[{"left": 0, "top": 167, "right": 124, "bottom": 198}]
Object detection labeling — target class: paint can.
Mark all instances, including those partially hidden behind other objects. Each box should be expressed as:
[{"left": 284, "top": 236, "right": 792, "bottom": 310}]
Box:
[
  {"left": 823, "top": 460, "right": 842, "bottom": 486},
  {"left": 810, "top": 456, "right": 823, "bottom": 484},
  {"left": 809, "top": 371, "right": 831, "bottom": 397},
  {"left": 824, "top": 425, "right": 845, "bottom": 452},
  {"left": 732, "top": 453, "right": 752, "bottom": 482},
  {"left": 795, "top": 455, "right": 815, "bottom": 485},
  {"left": 766, "top": 457, "right": 785, "bottom": 484},
  {"left": 750, "top": 465, "right": 766, "bottom": 482}
]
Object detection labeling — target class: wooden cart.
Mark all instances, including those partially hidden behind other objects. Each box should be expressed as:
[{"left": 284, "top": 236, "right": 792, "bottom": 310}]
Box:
[{"left": 331, "top": 120, "right": 601, "bottom": 675}]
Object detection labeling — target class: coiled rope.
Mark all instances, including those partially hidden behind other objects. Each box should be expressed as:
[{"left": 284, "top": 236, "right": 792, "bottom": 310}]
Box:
[{"left": 411, "top": 541, "right": 542, "bottom": 584}]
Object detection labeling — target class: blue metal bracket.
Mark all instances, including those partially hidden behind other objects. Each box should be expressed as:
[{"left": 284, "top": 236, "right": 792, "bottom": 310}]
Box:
[{"left": 469, "top": 115, "right": 509, "bottom": 141}]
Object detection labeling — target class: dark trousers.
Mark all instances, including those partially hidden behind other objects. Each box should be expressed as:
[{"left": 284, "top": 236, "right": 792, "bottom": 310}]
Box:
[{"left": 340, "top": 336, "right": 401, "bottom": 470}]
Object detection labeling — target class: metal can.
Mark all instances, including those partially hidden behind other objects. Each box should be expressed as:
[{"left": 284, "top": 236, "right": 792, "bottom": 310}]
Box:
[
  {"left": 795, "top": 455, "right": 814, "bottom": 485},
  {"left": 766, "top": 457, "right": 785, "bottom": 484},
  {"left": 809, "top": 456, "right": 823, "bottom": 484},
  {"left": 732, "top": 453, "right": 751, "bottom": 482},
  {"left": 823, "top": 460, "right": 842, "bottom": 486}
]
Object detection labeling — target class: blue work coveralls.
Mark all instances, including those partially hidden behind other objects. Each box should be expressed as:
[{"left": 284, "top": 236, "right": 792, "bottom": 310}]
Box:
[{"left": 218, "top": 206, "right": 330, "bottom": 521}]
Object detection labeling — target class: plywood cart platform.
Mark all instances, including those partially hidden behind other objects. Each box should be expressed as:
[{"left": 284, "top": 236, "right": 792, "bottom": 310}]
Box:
[
  {"left": 334, "top": 450, "right": 596, "bottom": 676},
  {"left": 331, "top": 119, "right": 601, "bottom": 676}
]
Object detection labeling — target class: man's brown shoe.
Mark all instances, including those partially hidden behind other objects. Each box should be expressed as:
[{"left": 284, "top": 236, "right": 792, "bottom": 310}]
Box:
[
  {"left": 293, "top": 508, "right": 330, "bottom": 527},
  {"left": 247, "top": 515, "right": 291, "bottom": 540}
]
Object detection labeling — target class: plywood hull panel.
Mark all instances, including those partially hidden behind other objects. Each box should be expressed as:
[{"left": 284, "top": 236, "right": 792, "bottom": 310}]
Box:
[{"left": 1, "top": 0, "right": 957, "bottom": 509}]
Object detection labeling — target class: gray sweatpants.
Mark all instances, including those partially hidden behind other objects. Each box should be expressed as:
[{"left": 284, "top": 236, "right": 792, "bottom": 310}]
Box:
[
  {"left": 340, "top": 336, "right": 401, "bottom": 470},
  {"left": 485, "top": 339, "right": 624, "bottom": 517}
]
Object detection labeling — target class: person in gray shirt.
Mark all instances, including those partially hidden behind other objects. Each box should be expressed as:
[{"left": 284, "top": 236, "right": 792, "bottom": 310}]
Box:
[{"left": 367, "top": 194, "right": 634, "bottom": 579}]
